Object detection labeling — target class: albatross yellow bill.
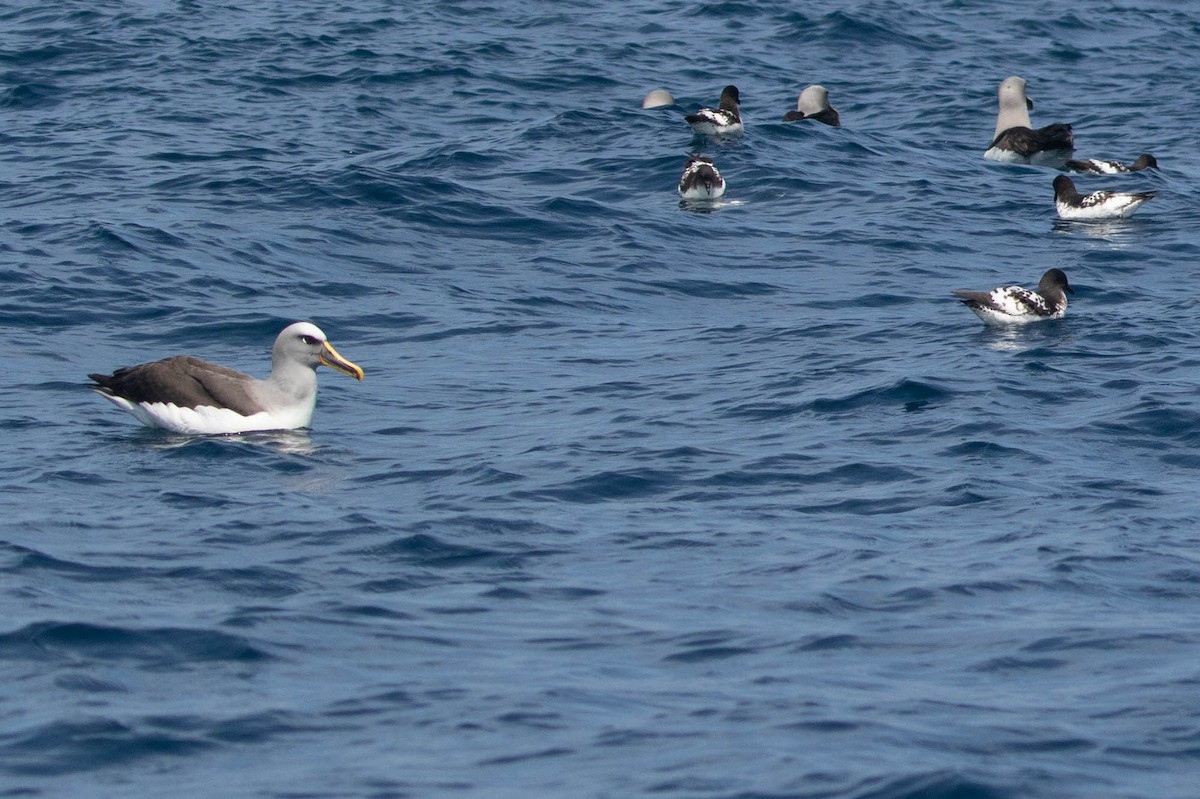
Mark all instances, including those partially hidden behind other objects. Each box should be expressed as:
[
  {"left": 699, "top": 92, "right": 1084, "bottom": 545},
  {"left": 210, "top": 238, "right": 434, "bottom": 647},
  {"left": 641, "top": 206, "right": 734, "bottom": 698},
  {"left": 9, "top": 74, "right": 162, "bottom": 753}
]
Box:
[{"left": 320, "top": 341, "right": 364, "bottom": 380}]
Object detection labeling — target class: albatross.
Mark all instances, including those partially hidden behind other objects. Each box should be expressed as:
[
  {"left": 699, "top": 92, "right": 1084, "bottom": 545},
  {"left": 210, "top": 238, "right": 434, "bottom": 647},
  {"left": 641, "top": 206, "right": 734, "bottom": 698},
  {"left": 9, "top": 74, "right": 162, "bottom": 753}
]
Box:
[
  {"left": 984, "top": 76, "right": 1074, "bottom": 166},
  {"left": 782, "top": 85, "right": 840, "bottom": 127},
  {"left": 87, "top": 321, "right": 364, "bottom": 434}
]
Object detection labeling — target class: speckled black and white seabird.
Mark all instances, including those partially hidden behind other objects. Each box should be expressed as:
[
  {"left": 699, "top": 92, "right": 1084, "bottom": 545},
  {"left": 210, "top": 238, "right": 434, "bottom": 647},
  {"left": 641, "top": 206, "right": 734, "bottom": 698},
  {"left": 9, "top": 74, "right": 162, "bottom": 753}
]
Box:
[
  {"left": 984, "top": 76, "right": 1074, "bottom": 166},
  {"left": 677, "top": 155, "right": 725, "bottom": 200},
  {"left": 684, "top": 85, "right": 743, "bottom": 135},
  {"left": 1064, "top": 153, "right": 1158, "bottom": 175},
  {"left": 953, "top": 269, "right": 1073, "bottom": 325},
  {"left": 1053, "top": 175, "right": 1156, "bottom": 220},
  {"left": 87, "top": 321, "right": 365, "bottom": 434},
  {"left": 782, "top": 85, "right": 840, "bottom": 126}
]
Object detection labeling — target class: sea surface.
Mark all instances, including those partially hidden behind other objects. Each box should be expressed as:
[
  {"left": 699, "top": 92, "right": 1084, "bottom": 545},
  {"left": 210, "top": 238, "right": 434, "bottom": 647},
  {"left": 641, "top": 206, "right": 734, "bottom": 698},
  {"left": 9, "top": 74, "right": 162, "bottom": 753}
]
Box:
[{"left": 3, "top": 1, "right": 1200, "bottom": 797}]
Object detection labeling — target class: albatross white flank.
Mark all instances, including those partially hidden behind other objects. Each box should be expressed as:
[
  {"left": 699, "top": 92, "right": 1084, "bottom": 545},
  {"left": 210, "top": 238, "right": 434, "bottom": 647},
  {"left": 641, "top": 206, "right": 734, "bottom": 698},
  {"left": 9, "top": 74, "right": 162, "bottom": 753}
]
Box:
[
  {"left": 984, "top": 76, "right": 1074, "bottom": 166},
  {"left": 952, "top": 269, "right": 1073, "bottom": 325},
  {"left": 88, "top": 321, "right": 365, "bottom": 434},
  {"left": 1052, "top": 175, "right": 1156, "bottom": 220}
]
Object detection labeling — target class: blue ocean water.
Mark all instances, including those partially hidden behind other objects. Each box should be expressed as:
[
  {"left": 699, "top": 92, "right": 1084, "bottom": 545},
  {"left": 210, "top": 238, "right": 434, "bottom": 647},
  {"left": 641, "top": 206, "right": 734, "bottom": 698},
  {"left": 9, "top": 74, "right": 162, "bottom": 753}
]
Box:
[{"left": 3, "top": 0, "right": 1200, "bottom": 796}]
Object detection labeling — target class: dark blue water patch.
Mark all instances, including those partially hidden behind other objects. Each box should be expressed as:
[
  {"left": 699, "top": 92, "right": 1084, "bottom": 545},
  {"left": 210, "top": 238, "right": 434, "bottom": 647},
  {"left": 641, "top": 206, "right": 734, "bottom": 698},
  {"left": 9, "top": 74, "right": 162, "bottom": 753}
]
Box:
[
  {"left": 1021, "top": 631, "right": 1185, "bottom": 654},
  {"left": 809, "top": 293, "right": 921, "bottom": 310},
  {"left": 942, "top": 440, "right": 1049, "bottom": 463},
  {"left": 1090, "top": 401, "right": 1200, "bottom": 445},
  {"left": 480, "top": 586, "right": 532, "bottom": 600},
  {"left": 0, "top": 717, "right": 213, "bottom": 776},
  {"left": 355, "top": 532, "right": 543, "bottom": 569},
  {"left": 145, "top": 146, "right": 278, "bottom": 164},
  {"left": 851, "top": 771, "right": 1017, "bottom": 799},
  {"left": 174, "top": 567, "right": 307, "bottom": 599},
  {"left": 1158, "top": 452, "right": 1200, "bottom": 470},
  {"left": 519, "top": 108, "right": 624, "bottom": 144},
  {"left": 663, "top": 642, "right": 757, "bottom": 663},
  {"left": 53, "top": 673, "right": 127, "bottom": 693},
  {"left": 518, "top": 467, "right": 678, "bottom": 503},
  {"left": 159, "top": 490, "right": 247, "bottom": 510},
  {"left": 325, "top": 603, "right": 417, "bottom": 622},
  {"left": 0, "top": 622, "right": 270, "bottom": 666},
  {"left": 406, "top": 320, "right": 560, "bottom": 344},
  {"left": 814, "top": 9, "right": 958, "bottom": 50},
  {"left": 39, "top": 468, "right": 116, "bottom": 486},
  {"left": 694, "top": 460, "right": 916, "bottom": 491},
  {"left": 0, "top": 545, "right": 139, "bottom": 583},
  {"left": 971, "top": 656, "right": 1068, "bottom": 673},
  {"left": 781, "top": 719, "right": 863, "bottom": 734},
  {"left": 476, "top": 747, "right": 574, "bottom": 767},
  {"left": 623, "top": 278, "right": 781, "bottom": 299},
  {"left": 806, "top": 378, "right": 955, "bottom": 415},
  {"left": 794, "top": 634, "right": 862, "bottom": 652},
  {"left": 322, "top": 688, "right": 418, "bottom": 720},
  {"left": 205, "top": 709, "right": 332, "bottom": 745},
  {"left": 0, "top": 82, "right": 62, "bottom": 109}
]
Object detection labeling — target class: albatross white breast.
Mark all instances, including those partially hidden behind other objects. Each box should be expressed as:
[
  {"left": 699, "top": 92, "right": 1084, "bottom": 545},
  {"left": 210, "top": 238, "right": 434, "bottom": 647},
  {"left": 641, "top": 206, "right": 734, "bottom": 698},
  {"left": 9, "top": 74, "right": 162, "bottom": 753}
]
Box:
[{"left": 87, "top": 321, "right": 365, "bottom": 434}]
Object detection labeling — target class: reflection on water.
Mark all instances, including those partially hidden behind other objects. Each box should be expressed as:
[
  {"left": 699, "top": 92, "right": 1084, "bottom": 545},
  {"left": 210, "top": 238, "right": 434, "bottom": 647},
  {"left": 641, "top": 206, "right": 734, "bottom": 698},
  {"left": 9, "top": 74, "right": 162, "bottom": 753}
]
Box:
[
  {"left": 978, "top": 321, "right": 1074, "bottom": 352},
  {"left": 678, "top": 197, "right": 745, "bottom": 213},
  {"left": 144, "top": 428, "right": 319, "bottom": 456},
  {"left": 1051, "top": 217, "right": 1143, "bottom": 246}
]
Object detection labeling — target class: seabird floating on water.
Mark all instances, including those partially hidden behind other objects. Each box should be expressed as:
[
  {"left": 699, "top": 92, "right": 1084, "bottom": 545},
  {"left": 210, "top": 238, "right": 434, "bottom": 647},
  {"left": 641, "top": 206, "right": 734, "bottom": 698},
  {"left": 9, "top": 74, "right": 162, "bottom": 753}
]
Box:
[
  {"left": 953, "top": 268, "right": 1073, "bottom": 325},
  {"left": 782, "top": 85, "right": 840, "bottom": 127},
  {"left": 1064, "top": 153, "right": 1157, "bottom": 175},
  {"left": 87, "top": 321, "right": 364, "bottom": 434},
  {"left": 684, "top": 85, "right": 743, "bottom": 136},
  {"left": 677, "top": 155, "right": 725, "bottom": 200},
  {"left": 1052, "top": 175, "right": 1156, "bottom": 220},
  {"left": 984, "top": 76, "right": 1074, "bottom": 166},
  {"left": 642, "top": 89, "right": 676, "bottom": 109}
]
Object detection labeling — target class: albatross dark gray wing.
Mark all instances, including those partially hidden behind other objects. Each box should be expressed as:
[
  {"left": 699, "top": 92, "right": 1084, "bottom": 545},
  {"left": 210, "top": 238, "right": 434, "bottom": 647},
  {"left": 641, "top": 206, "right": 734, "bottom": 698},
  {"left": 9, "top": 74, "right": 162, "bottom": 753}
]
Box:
[
  {"left": 88, "top": 356, "right": 265, "bottom": 416},
  {"left": 988, "top": 124, "right": 1074, "bottom": 158}
]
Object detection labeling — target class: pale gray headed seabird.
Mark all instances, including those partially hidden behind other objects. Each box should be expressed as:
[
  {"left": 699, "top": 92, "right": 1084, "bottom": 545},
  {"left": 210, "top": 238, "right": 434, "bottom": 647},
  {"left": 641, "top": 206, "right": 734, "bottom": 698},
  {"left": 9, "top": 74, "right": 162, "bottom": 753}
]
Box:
[
  {"left": 88, "top": 321, "right": 365, "bottom": 434},
  {"left": 782, "top": 85, "right": 840, "bottom": 127},
  {"left": 677, "top": 155, "right": 725, "bottom": 200},
  {"left": 642, "top": 89, "right": 675, "bottom": 109},
  {"left": 1052, "top": 175, "right": 1156, "bottom": 220},
  {"left": 1064, "top": 154, "right": 1158, "bottom": 175},
  {"left": 984, "top": 76, "right": 1074, "bottom": 166},
  {"left": 684, "top": 85, "right": 743, "bottom": 136},
  {"left": 953, "top": 269, "right": 1073, "bottom": 325}
]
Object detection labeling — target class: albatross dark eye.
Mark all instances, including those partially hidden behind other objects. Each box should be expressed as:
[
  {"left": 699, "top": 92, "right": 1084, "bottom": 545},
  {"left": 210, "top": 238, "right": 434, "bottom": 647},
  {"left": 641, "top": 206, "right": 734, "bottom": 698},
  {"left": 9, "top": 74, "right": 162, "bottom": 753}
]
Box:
[{"left": 300, "top": 335, "right": 319, "bottom": 345}]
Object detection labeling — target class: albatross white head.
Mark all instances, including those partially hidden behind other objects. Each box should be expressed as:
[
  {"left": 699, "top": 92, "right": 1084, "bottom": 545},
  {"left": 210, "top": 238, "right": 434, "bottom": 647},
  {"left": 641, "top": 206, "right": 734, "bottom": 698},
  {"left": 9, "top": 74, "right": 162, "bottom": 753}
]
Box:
[
  {"left": 254, "top": 322, "right": 364, "bottom": 425},
  {"left": 994, "top": 76, "right": 1034, "bottom": 139},
  {"left": 271, "top": 322, "right": 364, "bottom": 380}
]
